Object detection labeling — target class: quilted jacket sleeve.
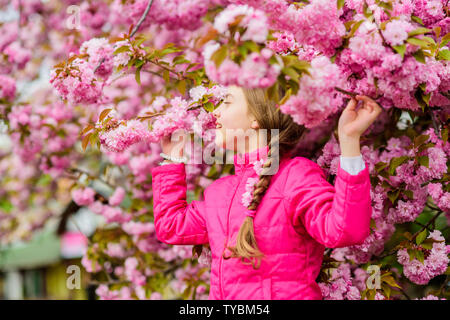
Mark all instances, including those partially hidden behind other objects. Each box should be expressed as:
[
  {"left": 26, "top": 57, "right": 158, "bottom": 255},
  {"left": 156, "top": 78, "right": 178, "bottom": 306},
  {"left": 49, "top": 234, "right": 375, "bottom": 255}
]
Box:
[
  {"left": 284, "top": 157, "right": 372, "bottom": 248},
  {"left": 151, "top": 162, "right": 208, "bottom": 245}
]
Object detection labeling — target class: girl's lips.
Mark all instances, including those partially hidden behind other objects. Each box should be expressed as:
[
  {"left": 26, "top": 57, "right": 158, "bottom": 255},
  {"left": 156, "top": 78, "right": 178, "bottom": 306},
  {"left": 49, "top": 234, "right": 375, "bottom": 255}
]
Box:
[{"left": 216, "top": 122, "right": 223, "bottom": 129}]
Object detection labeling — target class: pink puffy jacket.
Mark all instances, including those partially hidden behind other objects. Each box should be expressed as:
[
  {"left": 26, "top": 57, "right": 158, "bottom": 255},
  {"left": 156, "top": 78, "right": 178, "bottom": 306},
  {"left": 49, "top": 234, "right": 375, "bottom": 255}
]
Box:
[{"left": 151, "top": 145, "right": 372, "bottom": 300}]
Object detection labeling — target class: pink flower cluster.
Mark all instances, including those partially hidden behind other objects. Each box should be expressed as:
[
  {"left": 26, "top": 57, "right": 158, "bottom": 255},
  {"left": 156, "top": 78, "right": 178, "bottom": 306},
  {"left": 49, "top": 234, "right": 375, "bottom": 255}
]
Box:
[
  {"left": 413, "top": 0, "right": 445, "bottom": 26},
  {"left": 0, "top": 75, "right": 16, "bottom": 101},
  {"left": 202, "top": 4, "right": 281, "bottom": 88},
  {"left": 204, "top": 42, "right": 280, "bottom": 88},
  {"left": 339, "top": 14, "right": 447, "bottom": 110},
  {"left": 80, "top": 37, "right": 114, "bottom": 78},
  {"left": 198, "top": 246, "right": 212, "bottom": 267},
  {"left": 99, "top": 119, "right": 151, "bottom": 153},
  {"left": 99, "top": 84, "right": 224, "bottom": 153},
  {"left": 427, "top": 183, "right": 450, "bottom": 219},
  {"left": 287, "top": 0, "right": 346, "bottom": 56},
  {"left": 382, "top": 18, "right": 415, "bottom": 46},
  {"left": 214, "top": 4, "right": 269, "bottom": 43},
  {"left": 279, "top": 56, "right": 345, "bottom": 128},
  {"left": 72, "top": 187, "right": 96, "bottom": 206},
  {"left": 113, "top": 0, "right": 212, "bottom": 31},
  {"left": 318, "top": 263, "right": 361, "bottom": 300},
  {"left": 89, "top": 200, "right": 133, "bottom": 224},
  {"left": 266, "top": 31, "right": 300, "bottom": 55},
  {"left": 397, "top": 230, "right": 450, "bottom": 285},
  {"left": 109, "top": 187, "right": 126, "bottom": 206},
  {"left": 241, "top": 158, "right": 266, "bottom": 207},
  {"left": 50, "top": 57, "right": 104, "bottom": 105},
  {"left": 241, "top": 177, "right": 258, "bottom": 208},
  {"left": 2, "top": 42, "right": 31, "bottom": 70}
]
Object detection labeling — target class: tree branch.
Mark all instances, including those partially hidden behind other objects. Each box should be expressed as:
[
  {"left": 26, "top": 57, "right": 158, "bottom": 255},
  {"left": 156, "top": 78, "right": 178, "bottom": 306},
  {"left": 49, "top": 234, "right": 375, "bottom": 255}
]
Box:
[{"left": 130, "top": 0, "right": 154, "bottom": 38}]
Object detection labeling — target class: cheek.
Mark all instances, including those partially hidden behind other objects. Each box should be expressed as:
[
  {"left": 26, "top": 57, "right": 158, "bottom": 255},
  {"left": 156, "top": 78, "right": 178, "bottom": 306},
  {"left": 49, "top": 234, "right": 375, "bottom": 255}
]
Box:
[{"left": 220, "top": 108, "right": 252, "bottom": 130}]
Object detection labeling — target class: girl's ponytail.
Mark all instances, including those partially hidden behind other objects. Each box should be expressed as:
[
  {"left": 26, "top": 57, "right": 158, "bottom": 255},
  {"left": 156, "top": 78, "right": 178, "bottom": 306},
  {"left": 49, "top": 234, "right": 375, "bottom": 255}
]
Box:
[{"left": 225, "top": 134, "right": 280, "bottom": 269}]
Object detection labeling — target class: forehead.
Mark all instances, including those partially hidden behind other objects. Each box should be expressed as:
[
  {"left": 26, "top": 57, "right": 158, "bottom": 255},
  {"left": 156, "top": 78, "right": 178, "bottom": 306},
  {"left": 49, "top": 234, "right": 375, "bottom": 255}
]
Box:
[{"left": 226, "top": 86, "right": 244, "bottom": 99}]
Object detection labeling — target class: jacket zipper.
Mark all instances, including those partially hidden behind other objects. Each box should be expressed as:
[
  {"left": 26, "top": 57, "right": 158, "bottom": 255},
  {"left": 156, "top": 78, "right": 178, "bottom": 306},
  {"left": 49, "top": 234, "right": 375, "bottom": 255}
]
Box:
[{"left": 219, "top": 169, "right": 247, "bottom": 299}]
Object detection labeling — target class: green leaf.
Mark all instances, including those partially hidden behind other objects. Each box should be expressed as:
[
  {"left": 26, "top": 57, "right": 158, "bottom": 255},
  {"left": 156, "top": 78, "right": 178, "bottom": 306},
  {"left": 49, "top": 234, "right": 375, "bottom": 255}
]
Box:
[
  {"left": 411, "top": 15, "right": 424, "bottom": 25},
  {"left": 243, "top": 41, "right": 259, "bottom": 53},
  {"left": 414, "top": 134, "right": 430, "bottom": 148},
  {"left": 279, "top": 88, "right": 292, "bottom": 105},
  {"left": 437, "top": 49, "right": 450, "bottom": 61},
  {"left": 408, "top": 27, "right": 432, "bottom": 37},
  {"left": 172, "top": 55, "right": 189, "bottom": 65},
  {"left": 417, "top": 155, "right": 429, "bottom": 168},
  {"left": 290, "top": 59, "right": 310, "bottom": 72},
  {"left": 133, "top": 36, "right": 146, "bottom": 47},
  {"left": 440, "top": 33, "right": 450, "bottom": 48},
  {"left": 415, "top": 250, "right": 425, "bottom": 263},
  {"left": 203, "top": 101, "right": 215, "bottom": 112},
  {"left": 393, "top": 44, "right": 406, "bottom": 58},
  {"left": 433, "top": 26, "right": 441, "bottom": 39},
  {"left": 387, "top": 189, "right": 400, "bottom": 205},
  {"left": 82, "top": 132, "right": 92, "bottom": 151},
  {"left": 135, "top": 66, "right": 142, "bottom": 85},
  {"left": 377, "top": 1, "right": 392, "bottom": 10},
  {"left": 403, "top": 189, "right": 414, "bottom": 200},
  {"left": 412, "top": 50, "right": 426, "bottom": 64},
  {"left": 375, "top": 161, "right": 389, "bottom": 172},
  {"left": 442, "top": 128, "right": 448, "bottom": 144},
  {"left": 445, "top": 266, "right": 450, "bottom": 275},
  {"left": 113, "top": 46, "right": 130, "bottom": 55},
  {"left": 347, "top": 20, "right": 364, "bottom": 38},
  {"left": 237, "top": 45, "right": 248, "bottom": 59},
  {"left": 211, "top": 45, "right": 227, "bottom": 68},
  {"left": 177, "top": 80, "right": 186, "bottom": 96},
  {"left": 422, "top": 36, "right": 436, "bottom": 46},
  {"left": 389, "top": 156, "right": 410, "bottom": 175},
  {"left": 421, "top": 241, "right": 433, "bottom": 250},
  {"left": 282, "top": 67, "right": 299, "bottom": 81},
  {"left": 363, "top": 3, "right": 372, "bottom": 18},
  {"left": 406, "top": 37, "right": 430, "bottom": 48},
  {"left": 337, "top": 0, "right": 345, "bottom": 10},
  {"left": 163, "top": 69, "right": 170, "bottom": 83},
  {"left": 407, "top": 248, "right": 416, "bottom": 262},
  {"left": 416, "top": 229, "right": 428, "bottom": 245},
  {"left": 414, "top": 89, "right": 427, "bottom": 112},
  {"left": 266, "top": 82, "right": 279, "bottom": 103},
  {"left": 159, "top": 47, "right": 182, "bottom": 57},
  {"left": 381, "top": 283, "right": 392, "bottom": 299},
  {"left": 99, "top": 108, "right": 112, "bottom": 122}
]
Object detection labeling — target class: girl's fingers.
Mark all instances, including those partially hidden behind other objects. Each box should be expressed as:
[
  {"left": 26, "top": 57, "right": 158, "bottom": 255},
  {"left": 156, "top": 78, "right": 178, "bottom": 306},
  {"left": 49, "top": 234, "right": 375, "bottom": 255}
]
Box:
[
  {"left": 346, "top": 98, "right": 357, "bottom": 111},
  {"left": 356, "top": 95, "right": 382, "bottom": 114},
  {"left": 355, "top": 95, "right": 372, "bottom": 101}
]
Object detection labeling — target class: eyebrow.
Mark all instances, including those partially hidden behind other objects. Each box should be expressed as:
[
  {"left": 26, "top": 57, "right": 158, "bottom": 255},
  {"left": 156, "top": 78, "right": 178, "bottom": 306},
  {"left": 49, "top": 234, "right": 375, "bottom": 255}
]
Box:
[{"left": 225, "top": 93, "right": 233, "bottom": 99}]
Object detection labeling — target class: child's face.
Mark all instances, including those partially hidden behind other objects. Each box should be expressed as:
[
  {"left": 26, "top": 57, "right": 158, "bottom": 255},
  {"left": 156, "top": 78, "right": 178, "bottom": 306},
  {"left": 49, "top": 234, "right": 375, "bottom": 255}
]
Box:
[{"left": 212, "top": 86, "right": 259, "bottom": 152}]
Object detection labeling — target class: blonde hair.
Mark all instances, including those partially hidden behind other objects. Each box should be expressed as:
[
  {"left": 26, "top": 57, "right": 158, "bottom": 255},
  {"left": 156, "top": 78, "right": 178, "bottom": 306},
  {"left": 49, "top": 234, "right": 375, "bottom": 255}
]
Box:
[{"left": 223, "top": 87, "right": 306, "bottom": 269}]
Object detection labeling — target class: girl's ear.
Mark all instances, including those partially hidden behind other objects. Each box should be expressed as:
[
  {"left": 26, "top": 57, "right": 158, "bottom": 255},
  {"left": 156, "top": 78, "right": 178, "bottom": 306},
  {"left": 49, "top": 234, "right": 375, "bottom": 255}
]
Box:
[{"left": 251, "top": 119, "right": 260, "bottom": 129}]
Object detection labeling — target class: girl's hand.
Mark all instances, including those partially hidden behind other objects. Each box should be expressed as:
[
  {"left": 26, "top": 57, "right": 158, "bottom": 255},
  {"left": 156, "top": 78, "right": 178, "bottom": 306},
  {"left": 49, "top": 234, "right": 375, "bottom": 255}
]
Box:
[
  {"left": 338, "top": 95, "right": 383, "bottom": 140},
  {"left": 161, "top": 130, "right": 187, "bottom": 158}
]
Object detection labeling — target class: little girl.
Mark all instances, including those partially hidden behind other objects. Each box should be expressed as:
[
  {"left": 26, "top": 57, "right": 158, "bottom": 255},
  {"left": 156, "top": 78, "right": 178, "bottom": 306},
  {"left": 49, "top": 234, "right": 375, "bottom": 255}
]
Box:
[{"left": 151, "top": 85, "right": 382, "bottom": 300}]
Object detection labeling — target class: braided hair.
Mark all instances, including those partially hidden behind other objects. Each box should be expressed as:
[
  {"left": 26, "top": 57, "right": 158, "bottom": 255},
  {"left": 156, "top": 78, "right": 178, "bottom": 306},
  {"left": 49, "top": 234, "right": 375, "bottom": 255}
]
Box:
[{"left": 224, "top": 87, "right": 306, "bottom": 269}]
